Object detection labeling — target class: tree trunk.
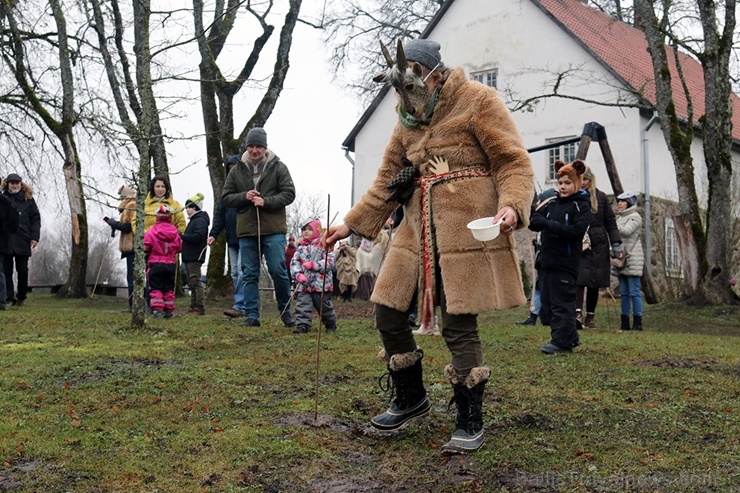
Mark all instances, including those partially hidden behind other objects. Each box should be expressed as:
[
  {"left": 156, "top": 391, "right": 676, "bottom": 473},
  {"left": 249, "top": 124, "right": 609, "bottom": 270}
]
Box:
[
  {"left": 695, "top": 0, "right": 735, "bottom": 304},
  {"left": 634, "top": 0, "right": 705, "bottom": 300},
  {"left": 51, "top": 0, "right": 89, "bottom": 298}
]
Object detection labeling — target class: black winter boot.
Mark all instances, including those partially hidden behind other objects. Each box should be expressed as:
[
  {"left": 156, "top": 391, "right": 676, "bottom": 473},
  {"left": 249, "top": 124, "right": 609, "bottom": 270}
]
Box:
[
  {"left": 620, "top": 315, "right": 631, "bottom": 331},
  {"left": 632, "top": 315, "right": 643, "bottom": 331},
  {"left": 442, "top": 365, "right": 490, "bottom": 454},
  {"left": 370, "top": 349, "right": 431, "bottom": 431},
  {"left": 516, "top": 312, "right": 538, "bottom": 326}
]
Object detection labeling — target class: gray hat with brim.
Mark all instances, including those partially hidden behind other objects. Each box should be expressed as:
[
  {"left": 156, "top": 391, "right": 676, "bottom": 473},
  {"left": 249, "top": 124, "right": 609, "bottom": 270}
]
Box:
[
  {"left": 617, "top": 191, "right": 637, "bottom": 207},
  {"left": 6, "top": 173, "right": 22, "bottom": 182},
  {"left": 403, "top": 39, "right": 445, "bottom": 71}
]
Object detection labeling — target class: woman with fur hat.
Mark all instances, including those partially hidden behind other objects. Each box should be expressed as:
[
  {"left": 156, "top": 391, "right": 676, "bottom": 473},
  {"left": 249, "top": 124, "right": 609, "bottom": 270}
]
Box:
[
  {"left": 529, "top": 160, "right": 591, "bottom": 354},
  {"left": 576, "top": 166, "right": 622, "bottom": 328},
  {"left": 290, "top": 218, "right": 336, "bottom": 334},
  {"left": 2, "top": 173, "right": 41, "bottom": 307},
  {"left": 324, "top": 39, "right": 534, "bottom": 454},
  {"left": 614, "top": 192, "right": 644, "bottom": 331},
  {"left": 104, "top": 185, "right": 137, "bottom": 311}
]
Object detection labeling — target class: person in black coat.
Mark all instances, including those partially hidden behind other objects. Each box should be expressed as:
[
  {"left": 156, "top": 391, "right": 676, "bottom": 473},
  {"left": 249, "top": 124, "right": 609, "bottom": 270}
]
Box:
[
  {"left": 2, "top": 173, "right": 41, "bottom": 307},
  {"left": 181, "top": 193, "right": 210, "bottom": 315},
  {"left": 0, "top": 183, "right": 21, "bottom": 311},
  {"left": 576, "top": 167, "right": 622, "bottom": 328},
  {"left": 529, "top": 160, "right": 591, "bottom": 354}
]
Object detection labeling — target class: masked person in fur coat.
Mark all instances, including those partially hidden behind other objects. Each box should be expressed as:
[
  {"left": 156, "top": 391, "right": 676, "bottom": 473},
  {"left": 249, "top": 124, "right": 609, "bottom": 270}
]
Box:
[
  {"left": 334, "top": 241, "right": 358, "bottom": 302},
  {"left": 324, "top": 39, "right": 534, "bottom": 454}
]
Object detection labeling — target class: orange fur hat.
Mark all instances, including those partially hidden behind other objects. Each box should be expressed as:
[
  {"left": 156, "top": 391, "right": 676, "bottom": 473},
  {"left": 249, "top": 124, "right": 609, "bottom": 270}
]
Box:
[{"left": 554, "top": 159, "right": 586, "bottom": 191}]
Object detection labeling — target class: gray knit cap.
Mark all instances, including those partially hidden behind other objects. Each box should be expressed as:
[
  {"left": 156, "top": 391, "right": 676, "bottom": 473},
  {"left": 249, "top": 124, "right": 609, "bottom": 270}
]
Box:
[
  {"left": 403, "top": 39, "right": 445, "bottom": 71},
  {"left": 245, "top": 127, "right": 268, "bottom": 148},
  {"left": 617, "top": 191, "right": 637, "bottom": 207}
]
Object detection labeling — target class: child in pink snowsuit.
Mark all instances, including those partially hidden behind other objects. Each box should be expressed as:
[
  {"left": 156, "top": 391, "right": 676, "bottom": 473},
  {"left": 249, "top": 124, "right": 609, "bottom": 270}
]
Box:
[{"left": 144, "top": 205, "right": 182, "bottom": 318}]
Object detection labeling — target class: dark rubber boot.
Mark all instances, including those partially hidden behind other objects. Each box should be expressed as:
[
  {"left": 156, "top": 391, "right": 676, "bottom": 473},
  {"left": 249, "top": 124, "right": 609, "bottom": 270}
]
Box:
[
  {"left": 370, "top": 349, "right": 431, "bottom": 431},
  {"left": 442, "top": 365, "right": 490, "bottom": 455},
  {"left": 515, "top": 312, "right": 538, "bottom": 326},
  {"left": 632, "top": 315, "right": 643, "bottom": 331},
  {"left": 620, "top": 315, "right": 631, "bottom": 331}
]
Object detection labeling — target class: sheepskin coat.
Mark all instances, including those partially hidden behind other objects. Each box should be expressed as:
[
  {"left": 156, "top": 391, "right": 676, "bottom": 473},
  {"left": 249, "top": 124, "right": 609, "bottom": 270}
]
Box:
[
  {"left": 614, "top": 205, "right": 644, "bottom": 277},
  {"left": 344, "top": 67, "right": 534, "bottom": 315},
  {"left": 1, "top": 179, "right": 41, "bottom": 256}
]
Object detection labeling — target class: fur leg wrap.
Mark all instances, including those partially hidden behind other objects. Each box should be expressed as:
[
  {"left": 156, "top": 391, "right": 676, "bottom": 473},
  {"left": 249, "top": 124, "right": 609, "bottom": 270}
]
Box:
[{"left": 444, "top": 364, "right": 490, "bottom": 388}]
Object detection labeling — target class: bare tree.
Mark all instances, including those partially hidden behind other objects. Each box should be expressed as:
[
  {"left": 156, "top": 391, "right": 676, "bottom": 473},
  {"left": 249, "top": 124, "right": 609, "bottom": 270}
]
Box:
[
  {"left": 193, "top": 0, "right": 304, "bottom": 296},
  {"left": 634, "top": 0, "right": 736, "bottom": 304},
  {"left": 1, "top": 0, "right": 89, "bottom": 298},
  {"left": 320, "top": 0, "right": 442, "bottom": 104}
]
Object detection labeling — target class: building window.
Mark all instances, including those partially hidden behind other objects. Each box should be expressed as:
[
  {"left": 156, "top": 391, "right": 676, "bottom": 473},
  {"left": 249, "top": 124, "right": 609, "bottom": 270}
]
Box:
[
  {"left": 546, "top": 137, "right": 578, "bottom": 181},
  {"left": 471, "top": 68, "right": 498, "bottom": 88},
  {"left": 665, "top": 217, "right": 682, "bottom": 276}
]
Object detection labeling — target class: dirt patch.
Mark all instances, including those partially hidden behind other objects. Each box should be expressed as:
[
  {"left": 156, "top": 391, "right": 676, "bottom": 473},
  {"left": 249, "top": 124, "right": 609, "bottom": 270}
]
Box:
[
  {"left": 333, "top": 303, "right": 375, "bottom": 319},
  {"left": 635, "top": 358, "right": 718, "bottom": 369}
]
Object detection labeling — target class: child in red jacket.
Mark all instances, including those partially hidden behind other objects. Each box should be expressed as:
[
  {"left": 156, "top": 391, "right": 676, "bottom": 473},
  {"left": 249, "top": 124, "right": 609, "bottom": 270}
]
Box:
[{"left": 144, "top": 205, "right": 182, "bottom": 318}]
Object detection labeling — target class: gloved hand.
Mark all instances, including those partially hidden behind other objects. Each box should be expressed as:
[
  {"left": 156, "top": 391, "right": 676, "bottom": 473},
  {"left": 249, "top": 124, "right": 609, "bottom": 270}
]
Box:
[
  {"left": 529, "top": 214, "right": 546, "bottom": 230},
  {"left": 610, "top": 243, "right": 624, "bottom": 258},
  {"left": 302, "top": 261, "right": 315, "bottom": 271},
  {"left": 104, "top": 217, "right": 119, "bottom": 237},
  {"left": 296, "top": 273, "right": 308, "bottom": 284}
]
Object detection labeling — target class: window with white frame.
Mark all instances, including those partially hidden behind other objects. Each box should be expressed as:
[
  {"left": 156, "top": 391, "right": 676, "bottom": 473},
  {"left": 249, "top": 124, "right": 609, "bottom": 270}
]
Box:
[
  {"left": 546, "top": 137, "right": 578, "bottom": 181},
  {"left": 665, "top": 217, "right": 682, "bottom": 276},
  {"left": 470, "top": 68, "right": 498, "bottom": 89}
]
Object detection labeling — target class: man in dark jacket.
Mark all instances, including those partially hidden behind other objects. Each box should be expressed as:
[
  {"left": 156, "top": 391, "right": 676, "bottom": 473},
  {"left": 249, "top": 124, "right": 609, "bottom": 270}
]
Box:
[
  {"left": 2, "top": 173, "right": 41, "bottom": 307},
  {"left": 0, "top": 179, "right": 20, "bottom": 311},
  {"left": 209, "top": 155, "right": 247, "bottom": 318},
  {"left": 181, "top": 193, "right": 210, "bottom": 315},
  {"left": 222, "top": 128, "right": 296, "bottom": 328}
]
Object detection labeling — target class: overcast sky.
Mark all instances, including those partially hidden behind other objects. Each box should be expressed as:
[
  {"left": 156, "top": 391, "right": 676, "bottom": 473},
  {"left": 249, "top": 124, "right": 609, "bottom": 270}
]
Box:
[{"left": 165, "top": 6, "right": 361, "bottom": 233}]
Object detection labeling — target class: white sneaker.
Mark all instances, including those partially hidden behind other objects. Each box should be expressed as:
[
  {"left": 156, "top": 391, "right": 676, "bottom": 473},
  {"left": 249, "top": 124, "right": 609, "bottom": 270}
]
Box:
[{"left": 413, "top": 316, "right": 440, "bottom": 335}]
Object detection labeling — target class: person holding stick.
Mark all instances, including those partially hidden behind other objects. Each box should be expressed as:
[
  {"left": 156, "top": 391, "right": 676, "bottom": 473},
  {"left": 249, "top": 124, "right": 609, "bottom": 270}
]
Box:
[
  {"left": 222, "top": 127, "right": 296, "bottom": 328},
  {"left": 290, "top": 218, "right": 336, "bottom": 334}
]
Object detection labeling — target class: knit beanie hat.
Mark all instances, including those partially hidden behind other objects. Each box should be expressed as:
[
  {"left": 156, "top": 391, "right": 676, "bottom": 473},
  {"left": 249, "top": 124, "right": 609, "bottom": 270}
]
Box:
[
  {"left": 155, "top": 205, "right": 172, "bottom": 222},
  {"left": 185, "top": 192, "right": 205, "bottom": 211},
  {"left": 617, "top": 191, "right": 637, "bottom": 207},
  {"left": 403, "top": 39, "right": 445, "bottom": 71},
  {"left": 245, "top": 127, "right": 268, "bottom": 148},
  {"left": 118, "top": 185, "right": 136, "bottom": 199},
  {"left": 554, "top": 159, "right": 586, "bottom": 191},
  {"left": 301, "top": 218, "right": 322, "bottom": 243}
]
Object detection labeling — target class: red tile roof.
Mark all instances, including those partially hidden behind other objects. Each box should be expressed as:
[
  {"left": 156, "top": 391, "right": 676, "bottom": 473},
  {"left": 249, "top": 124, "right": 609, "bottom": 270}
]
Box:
[{"left": 534, "top": 0, "right": 740, "bottom": 141}]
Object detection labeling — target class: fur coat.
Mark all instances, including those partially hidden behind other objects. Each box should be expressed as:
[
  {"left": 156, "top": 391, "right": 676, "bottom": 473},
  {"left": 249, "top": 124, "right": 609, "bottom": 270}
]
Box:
[
  {"left": 117, "top": 197, "right": 136, "bottom": 255},
  {"left": 344, "top": 67, "right": 534, "bottom": 315}
]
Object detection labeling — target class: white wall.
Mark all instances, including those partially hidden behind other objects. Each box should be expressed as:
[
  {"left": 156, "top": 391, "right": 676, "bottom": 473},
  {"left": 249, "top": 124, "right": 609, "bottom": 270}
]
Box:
[{"left": 350, "top": 0, "right": 718, "bottom": 208}]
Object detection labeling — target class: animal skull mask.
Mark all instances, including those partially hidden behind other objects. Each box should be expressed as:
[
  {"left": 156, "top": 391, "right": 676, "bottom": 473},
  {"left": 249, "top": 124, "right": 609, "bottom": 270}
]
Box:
[{"left": 373, "top": 40, "right": 440, "bottom": 126}]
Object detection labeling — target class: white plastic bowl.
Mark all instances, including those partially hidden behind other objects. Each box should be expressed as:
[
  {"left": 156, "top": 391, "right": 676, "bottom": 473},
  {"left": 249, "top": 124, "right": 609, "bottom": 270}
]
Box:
[{"left": 466, "top": 217, "right": 502, "bottom": 241}]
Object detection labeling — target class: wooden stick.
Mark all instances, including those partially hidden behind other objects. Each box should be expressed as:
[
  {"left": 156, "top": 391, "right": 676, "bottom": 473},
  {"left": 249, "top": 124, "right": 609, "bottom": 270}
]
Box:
[{"left": 314, "top": 195, "right": 331, "bottom": 422}]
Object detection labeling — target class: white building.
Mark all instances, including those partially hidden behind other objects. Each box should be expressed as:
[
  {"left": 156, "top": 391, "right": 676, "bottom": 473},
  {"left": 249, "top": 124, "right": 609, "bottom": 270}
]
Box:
[{"left": 341, "top": 0, "right": 740, "bottom": 296}]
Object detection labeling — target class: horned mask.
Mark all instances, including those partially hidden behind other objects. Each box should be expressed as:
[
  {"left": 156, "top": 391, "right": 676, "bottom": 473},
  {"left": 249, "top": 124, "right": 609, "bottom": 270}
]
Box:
[{"left": 373, "top": 40, "right": 441, "bottom": 127}]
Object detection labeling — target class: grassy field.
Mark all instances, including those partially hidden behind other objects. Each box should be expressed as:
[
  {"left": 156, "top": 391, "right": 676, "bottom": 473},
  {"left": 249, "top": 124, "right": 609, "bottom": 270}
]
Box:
[{"left": 0, "top": 294, "right": 738, "bottom": 492}]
